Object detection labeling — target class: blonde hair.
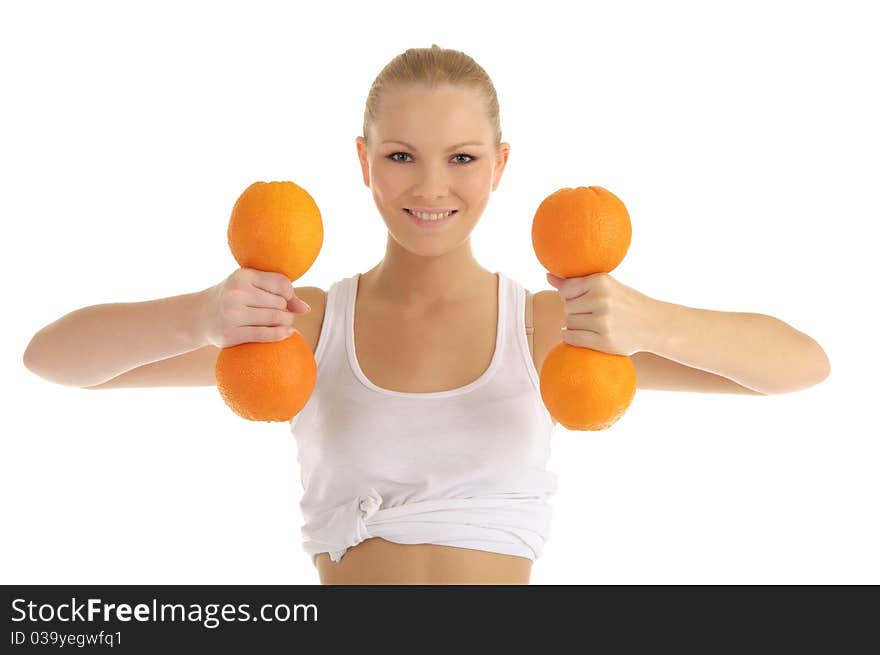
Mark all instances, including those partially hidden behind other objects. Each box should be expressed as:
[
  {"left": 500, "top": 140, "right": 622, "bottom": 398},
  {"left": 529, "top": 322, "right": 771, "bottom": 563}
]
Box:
[{"left": 362, "top": 44, "right": 502, "bottom": 152}]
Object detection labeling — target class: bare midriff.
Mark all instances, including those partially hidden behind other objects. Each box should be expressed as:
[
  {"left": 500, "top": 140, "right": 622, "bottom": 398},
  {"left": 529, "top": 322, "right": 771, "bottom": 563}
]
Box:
[{"left": 315, "top": 538, "right": 532, "bottom": 585}]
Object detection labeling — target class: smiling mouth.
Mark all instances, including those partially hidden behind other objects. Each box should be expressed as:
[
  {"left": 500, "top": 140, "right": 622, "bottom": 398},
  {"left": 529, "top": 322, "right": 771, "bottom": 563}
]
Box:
[{"left": 403, "top": 208, "right": 459, "bottom": 217}]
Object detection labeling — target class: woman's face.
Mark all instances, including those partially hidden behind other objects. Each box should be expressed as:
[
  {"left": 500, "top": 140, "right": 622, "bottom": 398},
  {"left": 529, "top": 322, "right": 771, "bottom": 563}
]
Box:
[{"left": 356, "top": 85, "right": 509, "bottom": 253}]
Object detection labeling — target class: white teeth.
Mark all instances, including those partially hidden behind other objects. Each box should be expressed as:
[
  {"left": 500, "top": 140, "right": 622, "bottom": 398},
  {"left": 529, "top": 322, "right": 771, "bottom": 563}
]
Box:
[{"left": 408, "top": 209, "right": 455, "bottom": 221}]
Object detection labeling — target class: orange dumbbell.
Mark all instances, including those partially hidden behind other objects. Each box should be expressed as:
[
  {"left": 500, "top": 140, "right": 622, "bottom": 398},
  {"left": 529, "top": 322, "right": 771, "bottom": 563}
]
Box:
[
  {"left": 532, "top": 185, "right": 637, "bottom": 431},
  {"left": 215, "top": 181, "right": 324, "bottom": 422}
]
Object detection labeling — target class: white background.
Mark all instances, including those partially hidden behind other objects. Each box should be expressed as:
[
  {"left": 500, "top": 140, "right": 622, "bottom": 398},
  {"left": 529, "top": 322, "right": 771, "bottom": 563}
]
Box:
[{"left": 2, "top": 0, "right": 876, "bottom": 585}]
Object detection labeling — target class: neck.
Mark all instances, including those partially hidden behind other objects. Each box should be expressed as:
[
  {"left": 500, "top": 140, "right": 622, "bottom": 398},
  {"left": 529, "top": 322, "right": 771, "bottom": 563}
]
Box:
[{"left": 361, "top": 235, "right": 494, "bottom": 313}]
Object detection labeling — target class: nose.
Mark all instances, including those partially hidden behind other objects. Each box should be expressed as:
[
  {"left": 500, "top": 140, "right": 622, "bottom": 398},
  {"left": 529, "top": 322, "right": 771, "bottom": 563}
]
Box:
[{"left": 411, "top": 160, "right": 453, "bottom": 198}]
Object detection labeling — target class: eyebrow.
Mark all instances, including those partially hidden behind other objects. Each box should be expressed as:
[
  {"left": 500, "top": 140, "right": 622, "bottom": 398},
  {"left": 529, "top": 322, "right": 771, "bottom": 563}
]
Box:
[{"left": 381, "top": 140, "right": 486, "bottom": 151}]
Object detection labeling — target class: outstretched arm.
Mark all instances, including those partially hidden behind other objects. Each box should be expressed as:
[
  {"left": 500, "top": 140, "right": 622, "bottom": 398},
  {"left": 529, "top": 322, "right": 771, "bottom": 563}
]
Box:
[
  {"left": 644, "top": 301, "right": 830, "bottom": 395},
  {"left": 546, "top": 272, "right": 830, "bottom": 396}
]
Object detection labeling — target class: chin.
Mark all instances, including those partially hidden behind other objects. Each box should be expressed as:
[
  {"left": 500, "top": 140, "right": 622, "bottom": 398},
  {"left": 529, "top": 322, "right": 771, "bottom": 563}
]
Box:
[{"left": 390, "top": 229, "right": 462, "bottom": 256}]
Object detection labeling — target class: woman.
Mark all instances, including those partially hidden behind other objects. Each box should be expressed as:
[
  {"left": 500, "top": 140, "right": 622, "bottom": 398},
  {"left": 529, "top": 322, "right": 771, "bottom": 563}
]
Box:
[{"left": 23, "top": 45, "right": 830, "bottom": 585}]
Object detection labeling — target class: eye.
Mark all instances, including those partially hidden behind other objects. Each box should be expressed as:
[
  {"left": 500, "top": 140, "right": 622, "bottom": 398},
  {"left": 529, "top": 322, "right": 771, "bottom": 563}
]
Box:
[{"left": 386, "top": 152, "right": 477, "bottom": 164}]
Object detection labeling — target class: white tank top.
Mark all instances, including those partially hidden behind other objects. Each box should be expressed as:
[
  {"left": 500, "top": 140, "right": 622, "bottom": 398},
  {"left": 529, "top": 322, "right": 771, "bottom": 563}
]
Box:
[{"left": 290, "top": 271, "right": 558, "bottom": 566}]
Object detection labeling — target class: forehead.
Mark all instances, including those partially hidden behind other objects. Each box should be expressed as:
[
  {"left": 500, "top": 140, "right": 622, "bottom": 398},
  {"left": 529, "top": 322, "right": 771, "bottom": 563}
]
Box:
[{"left": 373, "top": 86, "right": 490, "bottom": 142}]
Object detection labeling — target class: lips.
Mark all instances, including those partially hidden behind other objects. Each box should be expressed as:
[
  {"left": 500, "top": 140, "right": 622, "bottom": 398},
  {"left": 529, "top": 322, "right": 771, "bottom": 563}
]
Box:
[
  {"left": 403, "top": 207, "right": 458, "bottom": 228},
  {"left": 404, "top": 208, "right": 458, "bottom": 217}
]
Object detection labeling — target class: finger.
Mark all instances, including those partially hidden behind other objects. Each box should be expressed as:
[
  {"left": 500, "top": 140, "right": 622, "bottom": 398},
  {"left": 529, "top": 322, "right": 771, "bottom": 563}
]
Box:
[
  {"left": 286, "top": 295, "right": 311, "bottom": 313},
  {"left": 250, "top": 271, "right": 294, "bottom": 302},
  {"left": 234, "top": 324, "right": 297, "bottom": 344},
  {"left": 554, "top": 277, "right": 593, "bottom": 301},
  {"left": 564, "top": 295, "right": 603, "bottom": 316},
  {"left": 563, "top": 313, "right": 603, "bottom": 332},
  {"left": 245, "top": 287, "right": 289, "bottom": 311},
  {"left": 241, "top": 306, "right": 295, "bottom": 328},
  {"left": 561, "top": 327, "right": 602, "bottom": 350}
]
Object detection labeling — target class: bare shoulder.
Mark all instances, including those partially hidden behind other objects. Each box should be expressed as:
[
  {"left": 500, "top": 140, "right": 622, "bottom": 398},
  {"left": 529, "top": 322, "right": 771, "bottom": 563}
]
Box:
[
  {"left": 293, "top": 286, "right": 327, "bottom": 354},
  {"left": 528, "top": 290, "right": 564, "bottom": 426},
  {"left": 530, "top": 290, "right": 566, "bottom": 374},
  {"left": 84, "top": 285, "right": 327, "bottom": 390}
]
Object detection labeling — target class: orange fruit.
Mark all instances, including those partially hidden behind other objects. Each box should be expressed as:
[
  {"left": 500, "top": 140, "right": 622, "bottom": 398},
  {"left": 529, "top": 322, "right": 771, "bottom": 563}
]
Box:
[
  {"left": 216, "top": 332, "right": 317, "bottom": 422},
  {"left": 532, "top": 186, "right": 632, "bottom": 278},
  {"left": 539, "top": 343, "right": 636, "bottom": 431},
  {"left": 531, "top": 185, "right": 636, "bottom": 431},
  {"left": 218, "top": 179, "right": 323, "bottom": 422},
  {"left": 228, "top": 180, "right": 323, "bottom": 282}
]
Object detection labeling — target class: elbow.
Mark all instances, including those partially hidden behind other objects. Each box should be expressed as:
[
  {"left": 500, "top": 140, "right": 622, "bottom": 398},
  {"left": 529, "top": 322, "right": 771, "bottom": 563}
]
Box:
[
  {"left": 820, "top": 347, "right": 831, "bottom": 380},
  {"left": 22, "top": 338, "right": 55, "bottom": 385},
  {"left": 22, "top": 334, "right": 42, "bottom": 376},
  {"left": 21, "top": 333, "right": 80, "bottom": 388},
  {"left": 810, "top": 339, "right": 831, "bottom": 386},
  {"left": 767, "top": 340, "right": 830, "bottom": 395}
]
